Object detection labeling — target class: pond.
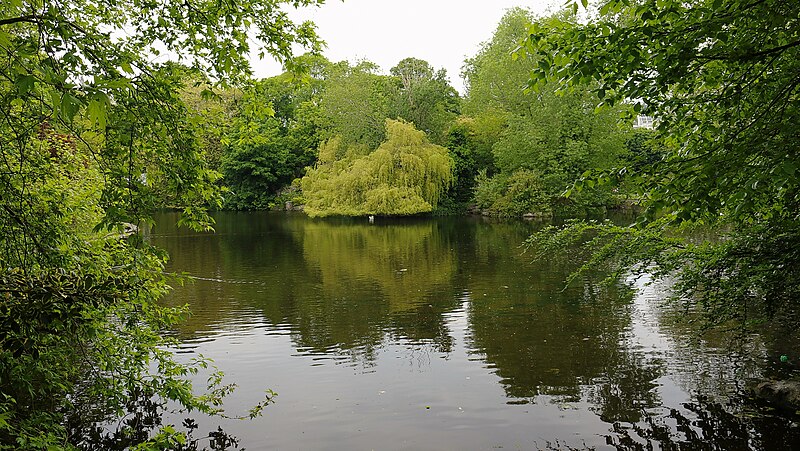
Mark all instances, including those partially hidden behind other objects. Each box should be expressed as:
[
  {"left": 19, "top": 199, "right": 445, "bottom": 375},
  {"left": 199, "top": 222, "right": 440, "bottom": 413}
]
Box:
[{"left": 151, "top": 211, "right": 799, "bottom": 450}]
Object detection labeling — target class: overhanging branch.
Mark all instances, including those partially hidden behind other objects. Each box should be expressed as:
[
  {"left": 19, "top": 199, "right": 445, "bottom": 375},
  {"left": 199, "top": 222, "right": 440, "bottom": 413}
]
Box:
[{"left": 0, "top": 15, "right": 39, "bottom": 26}]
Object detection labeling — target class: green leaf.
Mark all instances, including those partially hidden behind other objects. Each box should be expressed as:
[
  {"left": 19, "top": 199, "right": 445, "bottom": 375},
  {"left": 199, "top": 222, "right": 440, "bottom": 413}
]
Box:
[
  {"left": 87, "top": 92, "right": 111, "bottom": 129},
  {"left": 60, "top": 93, "right": 82, "bottom": 122},
  {"left": 0, "top": 30, "right": 12, "bottom": 49},
  {"left": 14, "top": 75, "right": 35, "bottom": 96}
]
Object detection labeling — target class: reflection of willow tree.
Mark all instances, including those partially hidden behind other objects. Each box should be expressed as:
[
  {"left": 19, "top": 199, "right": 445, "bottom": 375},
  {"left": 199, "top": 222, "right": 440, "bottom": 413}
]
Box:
[
  {"left": 299, "top": 219, "right": 458, "bottom": 353},
  {"left": 464, "top": 221, "right": 662, "bottom": 423},
  {"left": 157, "top": 213, "right": 460, "bottom": 359}
]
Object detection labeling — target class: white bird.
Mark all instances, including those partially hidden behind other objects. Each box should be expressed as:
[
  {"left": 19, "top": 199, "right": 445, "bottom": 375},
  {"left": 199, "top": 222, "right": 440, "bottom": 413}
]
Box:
[{"left": 368, "top": 215, "right": 375, "bottom": 223}]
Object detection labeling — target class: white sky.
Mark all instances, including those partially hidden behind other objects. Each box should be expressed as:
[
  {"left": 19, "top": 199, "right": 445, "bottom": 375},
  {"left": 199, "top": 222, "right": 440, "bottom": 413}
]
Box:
[{"left": 251, "top": 0, "right": 558, "bottom": 93}]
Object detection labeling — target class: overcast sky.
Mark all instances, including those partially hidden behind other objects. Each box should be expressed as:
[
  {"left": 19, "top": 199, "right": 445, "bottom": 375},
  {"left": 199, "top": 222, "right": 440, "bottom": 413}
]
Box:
[{"left": 251, "top": 0, "right": 558, "bottom": 93}]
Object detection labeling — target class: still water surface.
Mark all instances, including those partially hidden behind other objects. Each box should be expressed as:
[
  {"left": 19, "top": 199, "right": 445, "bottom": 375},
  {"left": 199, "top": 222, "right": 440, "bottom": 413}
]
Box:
[{"left": 152, "top": 212, "right": 799, "bottom": 450}]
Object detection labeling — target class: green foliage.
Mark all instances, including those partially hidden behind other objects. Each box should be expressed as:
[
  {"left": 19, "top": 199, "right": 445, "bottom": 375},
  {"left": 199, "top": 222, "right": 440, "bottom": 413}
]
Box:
[
  {"left": 623, "top": 129, "right": 664, "bottom": 175},
  {"left": 524, "top": 0, "right": 800, "bottom": 225},
  {"left": 212, "top": 56, "right": 460, "bottom": 212},
  {"left": 527, "top": 217, "right": 800, "bottom": 330},
  {"left": 494, "top": 91, "right": 628, "bottom": 178},
  {"left": 389, "top": 57, "right": 460, "bottom": 145},
  {"left": 462, "top": 7, "right": 632, "bottom": 217},
  {"left": 315, "top": 57, "right": 460, "bottom": 150},
  {"left": 178, "top": 67, "right": 240, "bottom": 174},
  {"left": 98, "top": 63, "right": 224, "bottom": 222},
  {"left": 439, "top": 117, "right": 497, "bottom": 209},
  {"left": 319, "top": 61, "right": 394, "bottom": 148},
  {"left": 473, "top": 170, "right": 551, "bottom": 218},
  {"left": 522, "top": 0, "right": 800, "bottom": 329},
  {"left": 0, "top": 0, "right": 320, "bottom": 447},
  {"left": 301, "top": 120, "right": 454, "bottom": 217},
  {"left": 462, "top": 8, "right": 538, "bottom": 117},
  {"left": 221, "top": 74, "right": 327, "bottom": 210}
]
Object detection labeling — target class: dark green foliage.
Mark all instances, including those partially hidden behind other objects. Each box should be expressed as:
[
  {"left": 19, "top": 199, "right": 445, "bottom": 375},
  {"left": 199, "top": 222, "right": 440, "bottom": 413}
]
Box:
[
  {"left": 676, "top": 221, "right": 800, "bottom": 328},
  {"left": 522, "top": 0, "right": 800, "bottom": 330},
  {"left": 221, "top": 70, "right": 329, "bottom": 210},
  {"left": 524, "top": 0, "right": 800, "bottom": 226},
  {"left": 527, "top": 218, "right": 800, "bottom": 330},
  {"left": 439, "top": 118, "right": 496, "bottom": 210},
  {"left": 389, "top": 57, "right": 460, "bottom": 145},
  {"left": 0, "top": 0, "right": 319, "bottom": 447},
  {"left": 624, "top": 129, "right": 664, "bottom": 174},
  {"left": 222, "top": 121, "right": 298, "bottom": 210}
]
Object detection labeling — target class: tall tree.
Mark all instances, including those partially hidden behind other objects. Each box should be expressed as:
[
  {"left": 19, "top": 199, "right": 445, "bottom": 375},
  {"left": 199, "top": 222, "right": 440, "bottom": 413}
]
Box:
[
  {"left": 389, "top": 57, "right": 460, "bottom": 144},
  {"left": 462, "top": 7, "right": 538, "bottom": 117},
  {"left": 523, "top": 0, "right": 800, "bottom": 328},
  {"left": 318, "top": 58, "right": 460, "bottom": 151},
  {"left": 0, "top": 0, "right": 321, "bottom": 447},
  {"left": 463, "top": 8, "right": 631, "bottom": 216},
  {"left": 319, "top": 60, "right": 394, "bottom": 148},
  {"left": 222, "top": 71, "right": 329, "bottom": 210}
]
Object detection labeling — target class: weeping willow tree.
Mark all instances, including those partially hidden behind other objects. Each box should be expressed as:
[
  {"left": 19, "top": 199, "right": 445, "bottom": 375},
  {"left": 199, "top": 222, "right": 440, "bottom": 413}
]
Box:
[{"left": 301, "top": 119, "right": 453, "bottom": 217}]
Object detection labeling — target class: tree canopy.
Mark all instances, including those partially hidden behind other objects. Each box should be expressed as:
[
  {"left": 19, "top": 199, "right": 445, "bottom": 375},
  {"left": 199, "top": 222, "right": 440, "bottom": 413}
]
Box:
[
  {"left": 389, "top": 57, "right": 460, "bottom": 145},
  {"left": 463, "top": 7, "right": 538, "bottom": 117},
  {"left": 221, "top": 72, "right": 327, "bottom": 210},
  {"left": 301, "top": 120, "right": 453, "bottom": 217},
  {"left": 319, "top": 60, "right": 394, "bottom": 149},
  {"left": 523, "top": 0, "right": 800, "bottom": 328},
  {"left": 524, "top": 0, "right": 799, "bottom": 225},
  {"left": 463, "top": 8, "right": 632, "bottom": 217},
  {"left": 0, "top": 0, "right": 321, "bottom": 448},
  {"left": 317, "top": 58, "right": 460, "bottom": 150}
]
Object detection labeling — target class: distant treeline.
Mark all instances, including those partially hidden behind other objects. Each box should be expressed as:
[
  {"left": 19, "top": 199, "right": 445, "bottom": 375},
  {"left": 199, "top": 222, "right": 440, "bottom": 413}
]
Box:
[{"left": 186, "top": 8, "right": 662, "bottom": 217}]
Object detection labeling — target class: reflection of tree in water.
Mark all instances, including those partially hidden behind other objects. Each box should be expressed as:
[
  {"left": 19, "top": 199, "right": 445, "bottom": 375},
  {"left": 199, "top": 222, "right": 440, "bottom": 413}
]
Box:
[
  {"left": 156, "top": 213, "right": 461, "bottom": 361},
  {"left": 154, "top": 212, "right": 316, "bottom": 337},
  {"left": 156, "top": 213, "right": 800, "bottom": 448},
  {"left": 463, "top": 220, "right": 662, "bottom": 424},
  {"left": 633, "top": 277, "right": 769, "bottom": 405},
  {"left": 602, "top": 395, "right": 800, "bottom": 450},
  {"left": 467, "top": 279, "right": 663, "bottom": 420},
  {"left": 535, "top": 397, "right": 800, "bottom": 450},
  {"left": 300, "top": 219, "right": 459, "bottom": 354},
  {"left": 606, "top": 281, "right": 800, "bottom": 449}
]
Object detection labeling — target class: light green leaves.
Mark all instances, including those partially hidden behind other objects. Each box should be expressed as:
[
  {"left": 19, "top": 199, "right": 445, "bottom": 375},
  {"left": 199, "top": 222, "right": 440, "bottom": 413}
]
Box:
[
  {"left": 302, "top": 120, "right": 453, "bottom": 217},
  {"left": 86, "top": 92, "right": 111, "bottom": 129}
]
